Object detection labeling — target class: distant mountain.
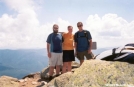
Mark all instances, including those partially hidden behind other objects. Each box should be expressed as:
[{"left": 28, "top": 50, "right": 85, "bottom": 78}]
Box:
[
  {"left": 0, "top": 49, "right": 49, "bottom": 79},
  {"left": 0, "top": 63, "right": 13, "bottom": 71},
  {"left": 0, "top": 48, "right": 109, "bottom": 79},
  {"left": 92, "top": 48, "right": 110, "bottom": 55}
]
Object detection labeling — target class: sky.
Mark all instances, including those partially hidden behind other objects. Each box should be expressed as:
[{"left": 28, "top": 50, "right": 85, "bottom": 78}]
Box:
[{"left": 0, "top": 0, "right": 134, "bottom": 49}]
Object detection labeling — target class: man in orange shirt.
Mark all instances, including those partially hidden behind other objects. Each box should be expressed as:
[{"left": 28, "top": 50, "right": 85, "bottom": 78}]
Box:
[{"left": 62, "top": 26, "right": 75, "bottom": 73}]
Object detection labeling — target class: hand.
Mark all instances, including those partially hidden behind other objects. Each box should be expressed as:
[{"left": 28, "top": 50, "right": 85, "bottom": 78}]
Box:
[
  {"left": 48, "top": 52, "right": 51, "bottom": 58},
  {"left": 88, "top": 50, "right": 91, "bottom": 54},
  {"left": 74, "top": 51, "right": 77, "bottom": 57}
]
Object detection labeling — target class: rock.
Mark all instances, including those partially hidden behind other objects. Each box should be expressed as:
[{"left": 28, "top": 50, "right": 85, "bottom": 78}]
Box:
[
  {"left": 72, "top": 61, "right": 80, "bottom": 68},
  {"left": 0, "top": 76, "right": 19, "bottom": 87},
  {"left": 45, "top": 72, "right": 72, "bottom": 87},
  {"left": 42, "top": 60, "right": 134, "bottom": 87},
  {"left": 44, "top": 82, "right": 47, "bottom": 85},
  {"left": 41, "top": 81, "right": 47, "bottom": 85},
  {"left": 22, "top": 73, "right": 35, "bottom": 79},
  {"left": 19, "top": 79, "right": 25, "bottom": 83},
  {"left": 3, "top": 60, "right": 134, "bottom": 87},
  {"left": 22, "top": 72, "right": 40, "bottom": 79},
  {"left": 24, "top": 78, "right": 28, "bottom": 82},
  {"left": 34, "top": 72, "right": 41, "bottom": 78},
  {"left": 40, "top": 67, "right": 50, "bottom": 79},
  {"left": 40, "top": 61, "right": 80, "bottom": 79},
  {"left": 65, "top": 60, "right": 134, "bottom": 87},
  {"left": 32, "top": 81, "right": 38, "bottom": 85}
]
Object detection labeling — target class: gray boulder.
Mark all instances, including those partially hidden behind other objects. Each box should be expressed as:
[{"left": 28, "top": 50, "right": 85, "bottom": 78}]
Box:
[
  {"left": 43, "top": 60, "right": 134, "bottom": 87},
  {"left": 65, "top": 60, "right": 134, "bottom": 87},
  {"left": 44, "top": 72, "right": 72, "bottom": 87}
]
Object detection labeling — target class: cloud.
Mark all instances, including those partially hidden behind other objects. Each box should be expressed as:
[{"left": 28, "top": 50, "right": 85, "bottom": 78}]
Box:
[
  {"left": 0, "top": 0, "right": 134, "bottom": 49},
  {"left": 0, "top": 0, "right": 70, "bottom": 49},
  {"left": 0, "top": 0, "right": 41, "bottom": 49},
  {"left": 85, "top": 13, "right": 134, "bottom": 48}
]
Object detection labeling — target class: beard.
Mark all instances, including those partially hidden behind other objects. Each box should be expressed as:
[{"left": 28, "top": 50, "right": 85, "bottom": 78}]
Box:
[{"left": 53, "top": 30, "right": 58, "bottom": 33}]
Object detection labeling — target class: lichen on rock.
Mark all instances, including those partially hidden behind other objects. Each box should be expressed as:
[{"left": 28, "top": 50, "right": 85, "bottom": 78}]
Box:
[{"left": 65, "top": 60, "right": 134, "bottom": 87}]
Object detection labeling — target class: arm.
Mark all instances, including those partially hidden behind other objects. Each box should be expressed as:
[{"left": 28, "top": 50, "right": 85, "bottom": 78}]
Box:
[
  {"left": 58, "top": 32, "right": 64, "bottom": 35},
  {"left": 88, "top": 39, "right": 92, "bottom": 53},
  {"left": 87, "top": 31, "right": 92, "bottom": 53},
  {"left": 47, "top": 43, "right": 51, "bottom": 58},
  {"left": 74, "top": 42, "right": 77, "bottom": 52},
  {"left": 46, "top": 34, "right": 51, "bottom": 58},
  {"left": 47, "top": 43, "right": 50, "bottom": 53},
  {"left": 62, "top": 35, "right": 64, "bottom": 43},
  {"left": 59, "top": 32, "right": 64, "bottom": 42},
  {"left": 74, "top": 33, "right": 77, "bottom": 55}
]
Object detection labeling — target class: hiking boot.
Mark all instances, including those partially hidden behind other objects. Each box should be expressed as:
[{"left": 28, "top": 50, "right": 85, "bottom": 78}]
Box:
[{"left": 48, "top": 76, "right": 53, "bottom": 81}]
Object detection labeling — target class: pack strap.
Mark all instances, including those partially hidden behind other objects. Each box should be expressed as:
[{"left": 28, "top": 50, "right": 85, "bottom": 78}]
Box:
[{"left": 76, "top": 30, "right": 89, "bottom": 45}]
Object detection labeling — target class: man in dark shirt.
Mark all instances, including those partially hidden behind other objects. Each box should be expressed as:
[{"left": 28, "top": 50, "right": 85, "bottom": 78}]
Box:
[
  {"left": 46, "top": 24, "right": 63, "bottom": 80},
  {"left": 74, "top": 22, "right": 94, "bottom": 66}
]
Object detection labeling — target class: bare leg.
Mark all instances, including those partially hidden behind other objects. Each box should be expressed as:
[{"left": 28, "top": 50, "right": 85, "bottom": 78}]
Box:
[
  {"left": 62, "top": 62, "right": 68, "bottom": 73},
  {"left": 67, "top": 62, "right": 72, "bottom": 72},
  {"left": 80, "top": 60, "right": 84, "bottom": 66},
  {"left": 49, "top": 66, "right": 54, "bottom": 76},
  {"left": 56, "top": 65, "right": 60, "bottom": 75}
]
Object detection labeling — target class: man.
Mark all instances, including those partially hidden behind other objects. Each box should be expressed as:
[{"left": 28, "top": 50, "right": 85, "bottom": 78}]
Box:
[
  {"left": 74, "top": 22, "right": 94, "bottom": 66},
  {"left": 46, "top": 24, "right": 63, "bottom": 81}
]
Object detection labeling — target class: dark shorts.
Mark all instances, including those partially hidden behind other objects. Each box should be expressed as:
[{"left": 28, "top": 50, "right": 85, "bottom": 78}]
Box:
[
  {"left": 63, "top": 50, "right": 75, "bottom": 62},
  {"left": 77, "top": 50, "right": 94, "bottom": 60}
]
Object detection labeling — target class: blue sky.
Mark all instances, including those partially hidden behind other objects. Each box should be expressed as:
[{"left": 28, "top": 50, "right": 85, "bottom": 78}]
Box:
[
  {"left": 38, "top": 0, "right": 134, "bottom": 24},
  {"left": 0, "top": 0, "right": 134, "bottom": 49}
]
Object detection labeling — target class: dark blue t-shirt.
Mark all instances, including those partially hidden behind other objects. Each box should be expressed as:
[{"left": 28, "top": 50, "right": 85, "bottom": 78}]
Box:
[
  {"left": 46, "top": 33, "right": 63, "bottom": 53},
  {"left": 74, "top": 30, "right": 92, "bottom": 52}
]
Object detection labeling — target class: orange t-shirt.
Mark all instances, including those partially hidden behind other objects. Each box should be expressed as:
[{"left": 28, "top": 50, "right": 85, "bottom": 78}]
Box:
[{"left": 63, "top": 33, "right": 74, "bottom": 50}]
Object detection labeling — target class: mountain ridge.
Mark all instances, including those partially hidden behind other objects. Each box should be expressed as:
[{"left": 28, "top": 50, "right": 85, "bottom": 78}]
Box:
[
  {"left": 0, "top": 48, "right": 108, "bottom": 79},
  {"left": 0, "top": 49, "right": 48, "bottom": 79}
]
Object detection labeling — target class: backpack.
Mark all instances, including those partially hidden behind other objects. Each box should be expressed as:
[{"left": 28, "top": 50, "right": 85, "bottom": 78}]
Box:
[
  {"left": 76, "top": 30, "right": 89, "bottom": 45},
  {"left": 95, "top": 43, "right": 134, "bottom": 64}
]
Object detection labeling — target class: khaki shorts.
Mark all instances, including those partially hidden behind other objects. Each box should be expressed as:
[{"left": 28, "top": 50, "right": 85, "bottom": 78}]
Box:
[
  {"left": 49, "top": 52, "right": 63, "bottom": 66},
  {"left": 77, "top": 50, "right": 94, "bottom": 60}
]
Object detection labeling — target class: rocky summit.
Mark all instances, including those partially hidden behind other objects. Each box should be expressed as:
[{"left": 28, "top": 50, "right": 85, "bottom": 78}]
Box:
[
  {"left": 65, "top": 60, "right": 134, "bottom": 87},
  {"left": 0, "top": 60, "right": 134, "bottom": 87},
  {"left": 45, "top": 60, "right": 134, "bottom": 87},
  {"left": 0, "top": 76, "right": 19, "bottom": 87}
]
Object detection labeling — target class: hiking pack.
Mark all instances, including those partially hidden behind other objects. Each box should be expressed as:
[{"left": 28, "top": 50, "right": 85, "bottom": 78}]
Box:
[
  {"left": 95, "top": 43, "right": 134, "bottom": 64},
  {"left": 76, "top": 30, "right": 89, "bottom": 45}
]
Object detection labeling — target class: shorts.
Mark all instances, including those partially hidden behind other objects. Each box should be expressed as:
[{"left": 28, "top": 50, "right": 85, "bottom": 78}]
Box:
[
  {"left": 77, "top": 50, "right": 94, "bottom": 60},
  {"left": 63, "top": 50, "right": 75, "bottom": 62},
  {"left": 49, "top": 52, "right": 63, "bottom": 66}
]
